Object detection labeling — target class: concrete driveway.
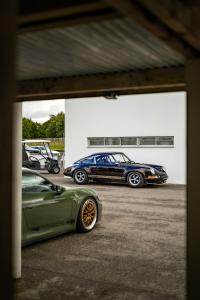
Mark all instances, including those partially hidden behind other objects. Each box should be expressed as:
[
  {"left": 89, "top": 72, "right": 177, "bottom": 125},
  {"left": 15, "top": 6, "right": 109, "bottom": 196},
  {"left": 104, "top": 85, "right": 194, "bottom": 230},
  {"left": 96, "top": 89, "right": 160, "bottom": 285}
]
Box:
[{"left": 15, "top": 174, "right": 186, "bottom": 300}]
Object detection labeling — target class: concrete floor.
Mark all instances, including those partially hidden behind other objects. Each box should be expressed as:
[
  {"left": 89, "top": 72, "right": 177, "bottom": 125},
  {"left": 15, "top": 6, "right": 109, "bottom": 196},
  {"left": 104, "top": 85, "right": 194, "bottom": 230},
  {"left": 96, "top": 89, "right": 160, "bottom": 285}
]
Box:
[{"left": 15, "top": 173, "right": 186, "bottom": 300}]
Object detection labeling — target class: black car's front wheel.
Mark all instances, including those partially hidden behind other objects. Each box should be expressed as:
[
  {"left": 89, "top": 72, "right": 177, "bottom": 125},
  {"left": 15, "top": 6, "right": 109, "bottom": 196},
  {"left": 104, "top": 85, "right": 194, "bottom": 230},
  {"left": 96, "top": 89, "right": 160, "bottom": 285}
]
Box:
[
  {"left": 127, "top": 172, "right": 144, "bottom": 188},
  {"left": 76, "top": 198, "right": 98, "bottom": 232},
  {"left": 73, "top": 169, "right": 88, "bottom": 184}
]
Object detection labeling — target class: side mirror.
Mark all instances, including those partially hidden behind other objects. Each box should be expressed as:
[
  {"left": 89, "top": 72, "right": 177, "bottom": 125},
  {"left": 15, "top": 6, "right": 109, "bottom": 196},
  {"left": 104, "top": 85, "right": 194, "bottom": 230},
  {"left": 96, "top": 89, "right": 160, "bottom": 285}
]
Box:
[{"left": 55, "top": 185, "right": 62, "bottom": 194}]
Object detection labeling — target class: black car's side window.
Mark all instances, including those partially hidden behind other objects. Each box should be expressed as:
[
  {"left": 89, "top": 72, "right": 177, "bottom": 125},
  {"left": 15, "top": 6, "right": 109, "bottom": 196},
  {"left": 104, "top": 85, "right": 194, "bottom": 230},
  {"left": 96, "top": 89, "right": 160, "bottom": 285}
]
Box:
[
  {"left": 96, "top": 155, "right": 111, "bottom": 165},
  {"left": 22, "top": 174, "right": 55, "bottom": 193},
  {"left": 82, "top": 156, "right": 95, "bottom": 164},
  {"left": 107, "top": 155, "right": 116, "bottom": 164}
]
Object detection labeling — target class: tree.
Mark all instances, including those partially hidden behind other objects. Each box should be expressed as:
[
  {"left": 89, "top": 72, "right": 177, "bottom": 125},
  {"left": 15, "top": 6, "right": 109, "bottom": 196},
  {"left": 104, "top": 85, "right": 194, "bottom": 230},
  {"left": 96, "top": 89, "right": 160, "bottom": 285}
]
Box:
[
  {"left": 22, "top": 118, "right": 40, "bottom": 139},
  {"left": 22, "top": 112, "right": 65, "bottom": 139},
  {"left": 41, "top": 112, "right": 64, "bottom": 138},
  {"left": 54, "top": 112, "right": 65, "bottom": 138}
]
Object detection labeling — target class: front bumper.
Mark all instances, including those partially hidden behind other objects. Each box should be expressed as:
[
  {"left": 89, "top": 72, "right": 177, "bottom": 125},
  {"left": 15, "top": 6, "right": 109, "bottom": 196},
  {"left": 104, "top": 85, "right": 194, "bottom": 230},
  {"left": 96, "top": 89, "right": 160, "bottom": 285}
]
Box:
[
  {"left": 145, "top": 172, "right": 168, "bottom": 184},
  {"left": 63, "top": 167, "right": 73, "bottom": 176}
]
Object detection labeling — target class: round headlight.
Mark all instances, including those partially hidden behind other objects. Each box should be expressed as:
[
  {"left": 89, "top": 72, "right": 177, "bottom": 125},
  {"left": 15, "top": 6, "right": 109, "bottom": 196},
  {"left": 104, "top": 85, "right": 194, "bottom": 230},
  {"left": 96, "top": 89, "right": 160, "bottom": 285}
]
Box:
[{"left": 150, "top": 167, "right": 155, "bottom": 174}]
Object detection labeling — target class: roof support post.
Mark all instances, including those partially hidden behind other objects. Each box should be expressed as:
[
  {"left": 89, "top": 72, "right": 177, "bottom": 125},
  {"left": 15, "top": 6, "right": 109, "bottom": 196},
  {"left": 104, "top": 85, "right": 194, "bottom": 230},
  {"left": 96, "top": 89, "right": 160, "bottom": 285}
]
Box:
[
  {"left": 0, "top": 0, "right": 16, "bottom": 299},
  {"left": 186, "top": 59, "right": 200, "bottom": 300},
  {"left": 12, "top": 103, "right": 22, "bottom": 279}
]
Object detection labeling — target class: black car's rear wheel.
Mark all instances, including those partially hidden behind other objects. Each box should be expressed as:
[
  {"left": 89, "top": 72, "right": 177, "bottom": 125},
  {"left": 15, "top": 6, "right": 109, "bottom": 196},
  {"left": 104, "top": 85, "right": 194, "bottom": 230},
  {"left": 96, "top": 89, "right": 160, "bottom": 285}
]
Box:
[
  {"left": 73, "top": 169, "right": 88, "bottom": 184},
  {"left": 127, "top": 172, "right": 144, "bottom": 188},
  {"left": 77, "top": 198, "right": 97, "bottom": 232}
]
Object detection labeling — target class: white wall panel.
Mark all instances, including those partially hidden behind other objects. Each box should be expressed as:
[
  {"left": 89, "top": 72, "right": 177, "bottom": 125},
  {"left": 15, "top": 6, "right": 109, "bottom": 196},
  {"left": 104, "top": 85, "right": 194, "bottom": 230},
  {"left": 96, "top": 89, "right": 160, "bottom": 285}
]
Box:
[{"left": 65, "top": 92, "right": 186, "bottom": 184}]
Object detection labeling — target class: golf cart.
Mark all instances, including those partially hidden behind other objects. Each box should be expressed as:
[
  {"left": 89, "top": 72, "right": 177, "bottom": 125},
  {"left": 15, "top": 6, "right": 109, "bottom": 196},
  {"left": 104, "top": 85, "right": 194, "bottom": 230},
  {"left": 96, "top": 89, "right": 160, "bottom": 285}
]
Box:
[{"left": 22, "top": 139, "right": 60, "bottom": 174}]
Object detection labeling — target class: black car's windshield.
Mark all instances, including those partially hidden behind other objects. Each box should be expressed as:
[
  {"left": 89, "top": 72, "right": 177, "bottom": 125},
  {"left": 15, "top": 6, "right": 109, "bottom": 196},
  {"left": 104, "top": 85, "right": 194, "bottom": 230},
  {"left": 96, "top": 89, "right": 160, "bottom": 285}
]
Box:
[{"left": 112, "top": 153, "right": 132, "bottom": 163}]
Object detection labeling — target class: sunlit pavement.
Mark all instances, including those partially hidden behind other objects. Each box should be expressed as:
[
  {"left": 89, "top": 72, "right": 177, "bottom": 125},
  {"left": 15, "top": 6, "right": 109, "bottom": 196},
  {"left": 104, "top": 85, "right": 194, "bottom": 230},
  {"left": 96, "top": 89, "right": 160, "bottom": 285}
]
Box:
[{"left": 15, "top": 172, "right": 186, "bottom": 300}]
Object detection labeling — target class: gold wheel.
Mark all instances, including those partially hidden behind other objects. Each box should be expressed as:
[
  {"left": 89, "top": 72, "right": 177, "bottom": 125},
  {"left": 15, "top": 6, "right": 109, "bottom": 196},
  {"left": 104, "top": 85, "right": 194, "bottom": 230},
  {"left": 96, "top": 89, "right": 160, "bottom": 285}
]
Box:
[{"left": 81, "top": 198, "right": 97, "bottom": 231}]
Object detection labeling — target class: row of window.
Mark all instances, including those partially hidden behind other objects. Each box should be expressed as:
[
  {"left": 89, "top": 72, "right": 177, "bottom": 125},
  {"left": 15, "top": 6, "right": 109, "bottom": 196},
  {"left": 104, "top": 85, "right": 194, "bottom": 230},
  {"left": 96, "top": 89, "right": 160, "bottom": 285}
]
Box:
[{"left": 88, "top": 136, "right": 174, "bottom": 148}]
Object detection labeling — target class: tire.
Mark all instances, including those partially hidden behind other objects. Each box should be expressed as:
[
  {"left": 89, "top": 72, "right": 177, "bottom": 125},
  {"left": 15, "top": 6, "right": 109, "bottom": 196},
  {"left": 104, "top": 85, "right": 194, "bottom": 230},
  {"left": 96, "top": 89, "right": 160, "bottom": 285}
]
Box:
[
  {"left": 73, "top": 169, "right": 88, "bottom": 184},
  {"left": 127, "top": 172, "right": 144, "bottom": 188},
  {"left": 51, "top": 165, "right": 60, "bottom": 174},
  {"left": 76, "top": 198, "right": 98, "bottom": 232}
]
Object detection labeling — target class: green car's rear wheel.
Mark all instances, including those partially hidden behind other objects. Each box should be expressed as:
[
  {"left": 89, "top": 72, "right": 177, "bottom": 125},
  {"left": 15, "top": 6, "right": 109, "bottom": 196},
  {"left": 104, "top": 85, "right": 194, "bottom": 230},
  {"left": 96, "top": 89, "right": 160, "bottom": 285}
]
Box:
[{"left": 77, "top": 198, "right": 97, "bottom": 232}]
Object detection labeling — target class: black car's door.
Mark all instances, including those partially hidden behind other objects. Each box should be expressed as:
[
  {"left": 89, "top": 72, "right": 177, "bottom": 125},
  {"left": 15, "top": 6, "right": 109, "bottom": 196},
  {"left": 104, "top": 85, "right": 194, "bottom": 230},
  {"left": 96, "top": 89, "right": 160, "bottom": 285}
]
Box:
[
  {"left": 108, "top": 154, "right": 125, "bottom": 178},
  {"left": 90, "top": 155, "right": 124, "bottom": 179},
  {"left": 90, "top": 155, "right": 110, "bottom": 177},
  {"left": 109, "top": 163, "right": 125, "bottom": 177}
]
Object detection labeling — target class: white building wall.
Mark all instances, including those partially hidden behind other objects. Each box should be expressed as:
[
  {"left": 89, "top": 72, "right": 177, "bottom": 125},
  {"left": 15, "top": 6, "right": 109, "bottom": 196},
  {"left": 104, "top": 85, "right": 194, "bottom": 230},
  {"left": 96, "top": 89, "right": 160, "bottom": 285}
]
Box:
[{"left": 65, "top": 92, "right": 186, "bottom": 184}]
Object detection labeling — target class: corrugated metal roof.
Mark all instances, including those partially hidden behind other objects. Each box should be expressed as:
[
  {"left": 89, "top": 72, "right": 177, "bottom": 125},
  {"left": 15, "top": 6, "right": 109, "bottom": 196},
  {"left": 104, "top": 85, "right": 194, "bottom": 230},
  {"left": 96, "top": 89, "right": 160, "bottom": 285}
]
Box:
[{"left": 17, "top": 17, "right": 185, "bottom": 80}]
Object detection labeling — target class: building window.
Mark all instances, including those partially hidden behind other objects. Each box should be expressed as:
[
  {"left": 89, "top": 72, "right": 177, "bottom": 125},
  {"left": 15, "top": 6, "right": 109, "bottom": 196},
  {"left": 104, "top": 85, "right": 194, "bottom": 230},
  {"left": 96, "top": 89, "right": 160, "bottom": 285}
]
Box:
[
  {"left": 89, "top": 137, "right": 104, "bottom": 146},
  {"left": 88, "top": 136, "right": 174, "bottom": 148},
  {"left": 121, "top": 137, "right": 137, "bottom": 146},
  {"left": 156, "top": 136, "right": 174, "bottom": 146},
  {"left": 105, "top": 137, "right": 121, "bottom": 146},
  {"left": 139, "top": 137, "right": 156, "bottom": 146}
]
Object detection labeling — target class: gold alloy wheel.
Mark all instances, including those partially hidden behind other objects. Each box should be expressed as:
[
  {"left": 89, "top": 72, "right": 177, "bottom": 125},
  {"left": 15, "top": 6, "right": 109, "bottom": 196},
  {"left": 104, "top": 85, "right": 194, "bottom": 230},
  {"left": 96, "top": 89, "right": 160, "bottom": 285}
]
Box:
[{"left": 81, "top": 199, "right": 97, "bottom": 230}]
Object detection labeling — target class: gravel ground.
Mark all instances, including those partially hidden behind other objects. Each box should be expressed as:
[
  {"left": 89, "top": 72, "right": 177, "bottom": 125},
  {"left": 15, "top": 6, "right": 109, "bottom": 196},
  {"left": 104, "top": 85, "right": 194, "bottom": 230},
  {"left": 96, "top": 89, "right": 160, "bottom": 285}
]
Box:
[{"left": 15, "top": 172, "right": 186, "bottom": 300}]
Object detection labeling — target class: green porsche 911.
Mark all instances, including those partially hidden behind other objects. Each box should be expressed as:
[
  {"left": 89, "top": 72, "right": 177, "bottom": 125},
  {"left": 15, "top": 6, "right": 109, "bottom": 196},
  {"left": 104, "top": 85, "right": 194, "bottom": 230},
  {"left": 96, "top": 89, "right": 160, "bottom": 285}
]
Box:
[{"left": 22, "top": 168, "right": 102, "bottom": 246}]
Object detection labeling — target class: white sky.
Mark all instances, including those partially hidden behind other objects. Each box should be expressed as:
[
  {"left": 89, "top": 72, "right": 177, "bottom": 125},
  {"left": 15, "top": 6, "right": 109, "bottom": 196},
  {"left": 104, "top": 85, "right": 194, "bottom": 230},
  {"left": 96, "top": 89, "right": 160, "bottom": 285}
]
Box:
[{"left": 23, "top": 99, "right": 65, "bottom": 123}]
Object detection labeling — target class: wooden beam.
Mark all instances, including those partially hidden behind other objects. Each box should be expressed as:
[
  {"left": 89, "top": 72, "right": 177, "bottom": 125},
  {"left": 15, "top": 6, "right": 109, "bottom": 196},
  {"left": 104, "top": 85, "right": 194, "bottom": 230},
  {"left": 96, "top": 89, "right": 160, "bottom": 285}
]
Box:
[
  {"left": 19, "top": 2, "right": 109, "bottom": 24},
  {"left": 18, "top": 11, "right": 118, "bottom": 34},
  {"left": 136, "top": 0, "right": 200, "bottom": 52},
  {"left": 17, "top": 67, "right": 186, "bottom": 101},
  {"left": 105, "top": 0, "right": 196, "bottom": 58},
  {"left": 18, "top": 0, "right": 118, "bottom": 34}
]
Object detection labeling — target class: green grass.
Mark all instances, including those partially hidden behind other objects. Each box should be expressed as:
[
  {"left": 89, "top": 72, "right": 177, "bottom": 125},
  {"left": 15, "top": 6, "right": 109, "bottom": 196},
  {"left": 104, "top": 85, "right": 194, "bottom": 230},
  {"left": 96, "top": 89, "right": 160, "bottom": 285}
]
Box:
[
  {"left": 51, "top": 143, "right": 64, "bottom": 152},
  {"left": 27, "top": 141, "right": 64, "bottom": 152}
]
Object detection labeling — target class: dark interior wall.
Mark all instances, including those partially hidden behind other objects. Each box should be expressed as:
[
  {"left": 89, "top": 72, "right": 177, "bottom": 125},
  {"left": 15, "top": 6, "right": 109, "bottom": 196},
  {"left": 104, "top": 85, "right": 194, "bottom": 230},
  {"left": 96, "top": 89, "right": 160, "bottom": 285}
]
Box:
[
  {"left": 0, "top": 1, "right": 16, "bottom": 299},
  {"left": 186, "top": 60, "right": 200, "bottom": 300}
]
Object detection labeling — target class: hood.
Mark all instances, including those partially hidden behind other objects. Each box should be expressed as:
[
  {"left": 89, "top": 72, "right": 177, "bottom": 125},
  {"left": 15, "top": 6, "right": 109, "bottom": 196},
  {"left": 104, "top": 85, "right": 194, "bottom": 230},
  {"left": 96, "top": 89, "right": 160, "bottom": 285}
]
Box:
[
  {"left": 63, "top": 185, "right": 97, "bottom": 196},
  {"left": 136, "top": 162, "right": 164, "bottom": 172},
  {"left": 122, "top": 161, "right": 163, "bottom": 170}
]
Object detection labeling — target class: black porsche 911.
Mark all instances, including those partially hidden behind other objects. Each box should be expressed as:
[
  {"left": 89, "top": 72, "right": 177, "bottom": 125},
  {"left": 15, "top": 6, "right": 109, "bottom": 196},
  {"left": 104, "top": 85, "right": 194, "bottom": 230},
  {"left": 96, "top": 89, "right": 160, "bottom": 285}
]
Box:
[{"left": 64, "top": 152, "right": 168, "bottom": 188}]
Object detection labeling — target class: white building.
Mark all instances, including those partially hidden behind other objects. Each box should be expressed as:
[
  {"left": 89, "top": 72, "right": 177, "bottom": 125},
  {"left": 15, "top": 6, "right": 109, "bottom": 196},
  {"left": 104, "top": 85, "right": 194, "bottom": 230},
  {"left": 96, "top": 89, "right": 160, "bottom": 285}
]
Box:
[{"left": 65, "top": 92, "right": 186, "bottom": 184}]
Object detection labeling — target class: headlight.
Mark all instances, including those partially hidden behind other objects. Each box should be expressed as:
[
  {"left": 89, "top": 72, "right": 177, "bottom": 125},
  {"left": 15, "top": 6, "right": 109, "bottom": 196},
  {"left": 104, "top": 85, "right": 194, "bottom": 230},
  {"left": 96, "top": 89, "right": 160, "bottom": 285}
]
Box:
[{"left": 150, "top": 167, "right": 155, "bottom": 174}]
